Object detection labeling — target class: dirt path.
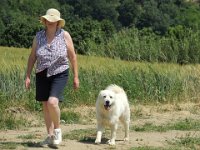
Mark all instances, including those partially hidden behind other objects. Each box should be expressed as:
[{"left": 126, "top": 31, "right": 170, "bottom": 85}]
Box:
[
  {"left": 1, "top": 125, "right": 200, "bottom": 150},
  {"left": 1, "top": 103, "right": 200, "bottom": 150}
]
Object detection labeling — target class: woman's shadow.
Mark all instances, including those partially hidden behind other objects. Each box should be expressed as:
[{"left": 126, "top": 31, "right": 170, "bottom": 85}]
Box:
[{"left": 0, "top": 141, "right": 59, "bottom": 149}]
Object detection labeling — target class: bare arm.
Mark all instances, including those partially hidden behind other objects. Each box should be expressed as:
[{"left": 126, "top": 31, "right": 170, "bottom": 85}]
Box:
[
  {"left": 64, "top": 31, "right": 79, "bottom": 89},
  {"left": 25, "top": 37, "right": 37, "bottom": 89}
]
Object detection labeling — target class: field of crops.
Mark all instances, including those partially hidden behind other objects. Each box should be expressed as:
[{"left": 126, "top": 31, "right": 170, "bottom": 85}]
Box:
[{"left": 1, "top": 46, "right": 200, "bottom": 107}]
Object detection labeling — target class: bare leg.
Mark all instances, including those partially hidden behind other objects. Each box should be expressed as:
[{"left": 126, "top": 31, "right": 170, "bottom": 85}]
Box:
[
  {"left": 42, "top": 101, "right": 54, "bottom": 135},
  {"left": 47, "top": 97, "right": 60, "bottom": 129},
  {"left": 47, "top": 97, "right": 62, "bottom": 145}
]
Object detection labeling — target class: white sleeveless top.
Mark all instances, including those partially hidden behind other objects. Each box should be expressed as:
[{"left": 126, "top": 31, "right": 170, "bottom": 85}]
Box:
[{"left": 35, "top": 29, "right": 69, "bottom": 77}]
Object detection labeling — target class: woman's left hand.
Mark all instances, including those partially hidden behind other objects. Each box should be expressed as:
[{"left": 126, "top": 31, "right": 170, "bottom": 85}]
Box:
[{"left": 73, "top": 77, "right": 79, "bottom": 90}]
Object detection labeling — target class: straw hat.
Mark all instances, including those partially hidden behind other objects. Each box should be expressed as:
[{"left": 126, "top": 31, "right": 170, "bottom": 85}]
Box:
[{"left": 40, "top": 8, "right": 65, "bottom": 27}]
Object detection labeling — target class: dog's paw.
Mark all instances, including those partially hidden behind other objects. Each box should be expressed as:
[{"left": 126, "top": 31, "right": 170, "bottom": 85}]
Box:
[
  {"left": 107, "top": 139, "right": 115, "bottom": 145},
  {"left": 95, "top": 139, "right": 101, "bottom": 144},
  {"left": 124, "top": 137, "right": 129, "bottom": 142}
]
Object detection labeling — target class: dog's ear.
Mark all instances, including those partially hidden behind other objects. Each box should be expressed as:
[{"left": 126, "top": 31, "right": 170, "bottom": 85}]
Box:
[
  {"left": 96, "top": 90, "right": 105, "bottom": 103},
  {"left": 98, "top": 90, "right": 107, "bottom": 99},
  {"left": 98, "top": 90, "right": 104, "bottom": 97}
]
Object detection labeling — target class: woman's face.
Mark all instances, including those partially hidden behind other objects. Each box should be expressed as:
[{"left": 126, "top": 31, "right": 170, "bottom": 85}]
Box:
[{"left": 45, "top": 20, "right": 58, "bottom": 29}]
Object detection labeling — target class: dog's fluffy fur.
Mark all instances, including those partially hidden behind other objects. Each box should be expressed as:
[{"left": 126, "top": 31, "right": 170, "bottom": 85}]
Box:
[{"left": 95, "top": 84, "right": 130, "bottom": 145}]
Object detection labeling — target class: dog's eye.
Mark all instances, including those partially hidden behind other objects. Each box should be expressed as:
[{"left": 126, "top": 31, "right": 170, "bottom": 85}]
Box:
[
  {"left": 103, "top": 96, "right": 106, "bottom": 98},
  {"left": 110, "top": 96, "right": 113, "bottom": 99}
]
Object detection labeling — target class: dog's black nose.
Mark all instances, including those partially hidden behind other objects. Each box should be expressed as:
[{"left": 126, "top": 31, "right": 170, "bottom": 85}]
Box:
[{"left": 106, "top": 101, "right": 110, "bottom": 105}]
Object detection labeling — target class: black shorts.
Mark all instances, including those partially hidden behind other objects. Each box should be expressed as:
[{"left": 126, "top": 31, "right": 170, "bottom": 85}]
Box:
[{"left": 35, "top": 69, "right": 69, "bottom": 102}]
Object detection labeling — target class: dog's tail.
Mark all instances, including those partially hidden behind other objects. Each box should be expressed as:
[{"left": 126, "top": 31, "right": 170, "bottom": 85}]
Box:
[{"left": 106, "top": 84, "right": 125, "bottom": 94}]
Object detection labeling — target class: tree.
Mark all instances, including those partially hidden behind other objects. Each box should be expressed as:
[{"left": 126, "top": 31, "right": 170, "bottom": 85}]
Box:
[
  {"left": 175, "top": 3, "right": 200, "bottom": 29},
  {"left": 1, "top": 13, "right": 41, "bottom": 48},
  {"left": 137, "top": 0, "right": 171, "bottom": 34},
  {"left": 101, "top": 19, "right": 116, "bottom": 38},
  {"left": 118, "top": 0, "right": 141, "bottom": 27}
]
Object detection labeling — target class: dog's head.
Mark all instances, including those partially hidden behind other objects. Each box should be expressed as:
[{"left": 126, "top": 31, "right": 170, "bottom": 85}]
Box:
[{"left": 98, "top": 90, "right": 116, "bottom": 111}]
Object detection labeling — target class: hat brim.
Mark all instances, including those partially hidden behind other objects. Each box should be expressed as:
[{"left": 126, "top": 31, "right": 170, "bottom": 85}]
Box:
[{"left": 40, "top": 15, "right": 65, "bottom": 27}]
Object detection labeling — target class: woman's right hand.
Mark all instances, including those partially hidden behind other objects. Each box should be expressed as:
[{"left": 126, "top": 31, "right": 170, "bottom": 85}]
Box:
[{"left": 25, "top": 77, "right": 31, "bottom": 90}]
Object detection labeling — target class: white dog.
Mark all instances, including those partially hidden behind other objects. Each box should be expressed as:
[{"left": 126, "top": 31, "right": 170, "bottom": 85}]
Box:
[{"left": 95, "top": 84, "right": 130, "bottom": 145}]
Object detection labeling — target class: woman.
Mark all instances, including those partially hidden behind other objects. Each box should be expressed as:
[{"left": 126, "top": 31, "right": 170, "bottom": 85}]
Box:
[{"left": 25, "top": 8, "right": 79, "bottom": 146}]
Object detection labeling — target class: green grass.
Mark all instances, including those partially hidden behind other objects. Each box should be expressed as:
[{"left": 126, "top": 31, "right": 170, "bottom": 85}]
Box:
[
  {"left": 168, "top": 133, "right": 200, "bottom": 150},
  {"left": 130, "top": 147, "right": 175, "bottom": 150},
  {"left": 17, "top": 134, "right": 36, "bottom": 139},
  {"left": 0, "top": 46, "right": 29, "bottom": 70},
  {"left": 132, "top": 119, "right": 200, "bottom": 132},
  {"left": 0, "top": 142, "right": 18, "bottom": 149},
  {"left": 0, "top": 113, "right": 29, "bottom": 130},
  {"left": 61, "top": 111, "right": 81, "bottom": 124},
  {"left": 1, "top": 46, "right": 200, "bottom": 105},
  {"left": 130, "top": 135, "right": 200, "bottom": 150},
  {"left": 63, "top": 128, "right": 96, "bottom": 142},
  {"left": 0, "top": 141, "right": 43, "bottom": 149}
]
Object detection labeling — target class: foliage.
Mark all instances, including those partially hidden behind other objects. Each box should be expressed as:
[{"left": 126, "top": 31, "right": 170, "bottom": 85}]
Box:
[
  {"left": 118, "top": 0, "right": 141, "bottom": 27},
  {"left": 66, "top": 18, "right": 105, "bottom": 54},
  {"left": 1, "top": 0, "right": 200, "bottom": 64}
]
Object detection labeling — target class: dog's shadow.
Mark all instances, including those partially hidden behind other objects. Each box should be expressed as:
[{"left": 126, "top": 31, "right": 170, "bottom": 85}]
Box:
[
  {"left": 79, "top": 136, "right": 122, "bottom": 145},
  {"left": 78, "top": 136, "right": 106, "bottom": 144},
  {"left": 0, "top": 141, "right": 58, "bottom": 149}
]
